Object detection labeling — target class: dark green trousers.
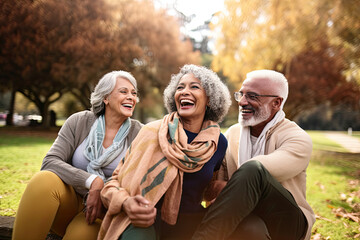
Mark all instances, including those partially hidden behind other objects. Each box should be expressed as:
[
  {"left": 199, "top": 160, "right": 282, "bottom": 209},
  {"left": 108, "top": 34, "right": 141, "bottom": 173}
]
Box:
[
  {"left": 119, "top": 224, "right": 156, "bottom": 240},
  {"left": 192, "top": 160, "right": 307, "bottom": 240}
]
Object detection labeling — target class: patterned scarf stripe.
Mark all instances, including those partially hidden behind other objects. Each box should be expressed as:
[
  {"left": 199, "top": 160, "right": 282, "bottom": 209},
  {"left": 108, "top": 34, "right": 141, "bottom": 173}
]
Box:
[
  {"left": 188, "top": 156, "right": 201, "bottom": 162},
  {"left": 181, "top": 155, "right": 199, "bottom": 168},
  {"left": 141, "top": 167, "right": 168, "bottom": 196},
  {"left": 140, "top": 157, "right": 167, "bottom": 184},
  {"left": 168, "top": 117, "right": 179, "bottom": 143},
  {"left": 182, "top": 143, "right": 209, "bottom": 152}
]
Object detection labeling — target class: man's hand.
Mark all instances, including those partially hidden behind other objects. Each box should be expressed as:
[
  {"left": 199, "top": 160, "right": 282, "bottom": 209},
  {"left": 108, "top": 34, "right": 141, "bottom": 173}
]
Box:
[{"left": 122, "top": 195, "right": 157, "bottom": 227}]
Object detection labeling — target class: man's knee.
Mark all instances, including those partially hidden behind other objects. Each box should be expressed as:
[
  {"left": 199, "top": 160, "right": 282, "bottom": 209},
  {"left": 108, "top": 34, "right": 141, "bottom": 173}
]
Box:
[
  {"left": 231, "top": 160, "right": 265, "bottom": 181},
  {"left": 241, "top": 160, "right": 264, "bottom": 171}
]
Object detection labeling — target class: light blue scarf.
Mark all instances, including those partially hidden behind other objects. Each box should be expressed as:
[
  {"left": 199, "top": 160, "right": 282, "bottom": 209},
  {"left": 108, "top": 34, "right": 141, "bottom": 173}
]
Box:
[{"left": 84, "top": 115, "right": 130, "bottom": 180}]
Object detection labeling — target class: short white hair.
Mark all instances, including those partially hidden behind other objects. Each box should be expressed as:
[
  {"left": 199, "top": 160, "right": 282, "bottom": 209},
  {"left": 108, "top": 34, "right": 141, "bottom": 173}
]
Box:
[
  {"left": 90, "top": 70, "right": 138, "bottom": 116},
  {"left": 245, "top": 70, "right": 288, "bottom": 108}
]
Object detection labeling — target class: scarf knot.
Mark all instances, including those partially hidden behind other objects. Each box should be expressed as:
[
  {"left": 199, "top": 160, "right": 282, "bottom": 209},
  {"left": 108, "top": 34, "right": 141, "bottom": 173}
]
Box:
[{"left": 84, "top": 115, "right": 130, "bottom": 180}]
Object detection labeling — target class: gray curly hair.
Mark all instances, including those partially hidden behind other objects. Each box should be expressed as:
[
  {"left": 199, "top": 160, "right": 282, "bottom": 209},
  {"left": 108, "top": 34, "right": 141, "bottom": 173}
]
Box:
[
  {"left": 90, "top": 70, "right": 138, "bottom": 117},
  {"left": 163, "top": 64, "right": 231, "bottom": 123}
]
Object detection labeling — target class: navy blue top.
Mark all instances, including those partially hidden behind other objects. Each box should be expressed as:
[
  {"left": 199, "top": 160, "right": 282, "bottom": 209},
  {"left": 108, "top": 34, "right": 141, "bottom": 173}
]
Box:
[
  {"left": 156, "top": 129, "right": 227, "bottom": 213},
  {"left": 180, "top": 129, "right": 227, "bottom": 213}
]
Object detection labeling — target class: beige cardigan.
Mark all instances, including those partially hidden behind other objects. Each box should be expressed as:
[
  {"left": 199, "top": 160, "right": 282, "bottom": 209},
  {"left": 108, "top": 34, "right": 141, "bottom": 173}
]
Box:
[{"left": 218, "top": 119, "right": 315, "bottom": 240}]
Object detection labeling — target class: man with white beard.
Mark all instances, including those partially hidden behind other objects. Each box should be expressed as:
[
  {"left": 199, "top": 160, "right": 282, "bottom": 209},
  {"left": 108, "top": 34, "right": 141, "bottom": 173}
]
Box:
[{"left": 192, "top": 70, "right": 315, "bottom": 240}]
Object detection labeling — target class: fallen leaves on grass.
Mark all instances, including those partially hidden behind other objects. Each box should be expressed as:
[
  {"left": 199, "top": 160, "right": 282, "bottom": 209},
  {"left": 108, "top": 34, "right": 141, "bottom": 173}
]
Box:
[
  {"left": 312, "top": 232, "right": 330, "bottom": 240},
  {"left": 332, "top": 207, "right": 360, "bottom": 223},
  {"left": 333, "top": 180, "right": 360, "bottom": 224},
  {"left": 315, "top": 214, "right": 335, "bottom": 223}
]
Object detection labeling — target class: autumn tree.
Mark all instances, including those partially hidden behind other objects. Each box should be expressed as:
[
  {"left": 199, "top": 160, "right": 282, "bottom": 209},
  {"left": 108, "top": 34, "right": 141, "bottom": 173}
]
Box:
[
  {"left": 0, "top": 0, "right": 116, "bottom": 126},
  {"left": 211, "top": 0, "right": 360, "bottom": 119},
  {"left": 278, "top": 39, "right": 360, "bottom": 119},
  {"left": 1, "top": 0, "right": 200, "bottom": 125},
  {"left": 329, "top": 0, "right": 360, "bottom": 85},
  {"left": 0, "top": 0, "right": 32, "bottom": 125},
  {"left": 84, "top": 0, "right": 200, "bottom": 122}
]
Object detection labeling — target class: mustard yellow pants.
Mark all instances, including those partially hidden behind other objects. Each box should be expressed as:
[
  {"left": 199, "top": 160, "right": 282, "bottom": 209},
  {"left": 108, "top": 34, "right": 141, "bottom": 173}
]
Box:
[{"left": 12, "top": 171, "right": 101, "bottom": 240}]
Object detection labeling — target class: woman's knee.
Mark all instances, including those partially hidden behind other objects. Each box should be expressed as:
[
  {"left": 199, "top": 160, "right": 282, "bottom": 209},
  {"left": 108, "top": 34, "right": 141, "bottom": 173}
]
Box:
[
  {"left": 63, "top": 212, "right": 101, "bottom": 240},
  {"left": 27, "top": 170, "right": 64, "bottom": 193},
  {"left": 23, "top": 170, "right": 77, "bottom": 213}
]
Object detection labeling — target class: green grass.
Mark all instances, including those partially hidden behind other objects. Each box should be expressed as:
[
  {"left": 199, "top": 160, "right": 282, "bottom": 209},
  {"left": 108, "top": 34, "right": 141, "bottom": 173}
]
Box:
[
  {"left": 0, "top": 135, "right": 53, "bottom": 216},
  {"left": 0, "top": 129, "right": 359, "bottom": 239},
  {"left": 307, "top": 131, "right": 360, "bottom": 239}
]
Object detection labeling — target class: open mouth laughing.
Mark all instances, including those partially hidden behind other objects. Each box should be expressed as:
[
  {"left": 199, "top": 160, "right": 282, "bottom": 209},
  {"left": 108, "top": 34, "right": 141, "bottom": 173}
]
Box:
[
  {"left": 240, "top": 106, "right": 254, "bottom": 118},
  {"left": 180, "top": 99, "right": 195, "bottom": 109},
  {"left": 122, "top": 103, "right": 134, "bottom": 110}
]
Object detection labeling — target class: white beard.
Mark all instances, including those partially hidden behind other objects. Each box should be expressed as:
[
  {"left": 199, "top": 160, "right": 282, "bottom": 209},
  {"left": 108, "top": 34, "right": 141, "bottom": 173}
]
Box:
[{"left": 239, "top": 104, "right": 272, "bottom": 127}]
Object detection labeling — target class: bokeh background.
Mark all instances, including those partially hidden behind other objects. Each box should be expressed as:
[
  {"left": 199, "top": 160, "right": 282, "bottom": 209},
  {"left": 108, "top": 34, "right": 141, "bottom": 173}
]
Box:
[
  {"left": 0, "top": 1, "right": 360, "bottom": 239},
  {"left": 0, "top": 0, "right": 359, "bottom": 129}
]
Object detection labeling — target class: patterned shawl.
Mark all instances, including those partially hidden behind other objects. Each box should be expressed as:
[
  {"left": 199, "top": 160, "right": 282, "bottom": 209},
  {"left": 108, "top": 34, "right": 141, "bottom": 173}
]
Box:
[{"left": 98, "top": 112, "right": 220, "bottom": 240}]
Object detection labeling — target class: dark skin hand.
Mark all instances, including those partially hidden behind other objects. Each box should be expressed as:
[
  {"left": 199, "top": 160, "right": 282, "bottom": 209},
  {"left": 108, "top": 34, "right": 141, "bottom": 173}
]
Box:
[
  {"left": 85, "top": 176, "right": 104, "bottom": 224},
  {"left": 122, "top": 195, "right": 157, "bottom": 227}
]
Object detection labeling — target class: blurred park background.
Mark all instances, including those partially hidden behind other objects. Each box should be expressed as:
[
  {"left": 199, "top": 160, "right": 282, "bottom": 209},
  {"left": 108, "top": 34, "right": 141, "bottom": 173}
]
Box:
[
  {"left": 0, "top": 0, "right": 360, "bottom": 239},
  {"left": 0, "top": 0, "right": 359, "bottom": 130}
]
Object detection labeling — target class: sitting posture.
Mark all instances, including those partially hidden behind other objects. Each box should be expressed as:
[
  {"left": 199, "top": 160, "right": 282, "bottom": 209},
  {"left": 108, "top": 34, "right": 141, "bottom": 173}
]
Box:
[
  {"left": 192, "top": 70, "right": 315, "bottom": 240},
  {"left": 12, "top": 71, "right": 142, "bottom": 240},
  {"left": 98, "top": 64, "right": 231, "bottom": 240}
]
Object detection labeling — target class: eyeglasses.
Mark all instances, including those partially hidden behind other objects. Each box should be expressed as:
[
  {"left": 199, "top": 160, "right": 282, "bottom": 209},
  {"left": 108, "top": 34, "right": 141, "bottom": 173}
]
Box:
[{"left": 234, "top": 92, "right": 279, "bottom": 102}]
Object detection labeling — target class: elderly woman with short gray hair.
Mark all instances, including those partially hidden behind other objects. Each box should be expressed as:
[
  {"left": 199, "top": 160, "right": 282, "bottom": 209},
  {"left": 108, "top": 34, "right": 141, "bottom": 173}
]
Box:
[
  {"left": 99, "top": 64, "right": 231, "bottom": 240},
  {"left": 12, "top": 71, "right": 143, "bottom": 240}
]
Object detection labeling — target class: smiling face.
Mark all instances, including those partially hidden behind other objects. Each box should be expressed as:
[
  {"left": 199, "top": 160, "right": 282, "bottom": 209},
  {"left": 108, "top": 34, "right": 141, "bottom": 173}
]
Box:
[
  {"left": 174, "top": 73, "right": 209, "bottom": 123},
  {"left": 104, "top": 77, "right": 137, "bottom": 120},
  {"left": 238, "top": 77, "right": 281, "bottom": 132}
]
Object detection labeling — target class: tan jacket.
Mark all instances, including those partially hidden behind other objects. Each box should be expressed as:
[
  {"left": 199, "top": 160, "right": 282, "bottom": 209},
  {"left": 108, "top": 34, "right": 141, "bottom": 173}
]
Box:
[{"left": 218, "top": 119, "right": 315, "bottom": 240}]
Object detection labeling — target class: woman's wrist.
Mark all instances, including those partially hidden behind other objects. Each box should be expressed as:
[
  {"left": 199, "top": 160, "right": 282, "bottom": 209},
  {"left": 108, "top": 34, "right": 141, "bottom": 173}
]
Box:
[{"left": 90, "top": 176, "right": 104, "bottom": 191}]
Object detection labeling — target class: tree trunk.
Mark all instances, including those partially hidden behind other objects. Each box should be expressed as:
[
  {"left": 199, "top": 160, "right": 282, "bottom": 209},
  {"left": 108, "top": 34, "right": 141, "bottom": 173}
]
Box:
[
  {"left": 6, "top": 88, "right": 16, "bottom": 126},
  {"left": 40, "top": 101, "right": 50, "bottom": 128}
]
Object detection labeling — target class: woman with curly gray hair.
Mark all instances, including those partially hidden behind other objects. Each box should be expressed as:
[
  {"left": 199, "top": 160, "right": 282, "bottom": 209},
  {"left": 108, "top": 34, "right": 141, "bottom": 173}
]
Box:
[
  {"left": 13, "top": 70, "right": 143, "bottom": 240},
  {"left": 99, "top": 64, "right": 231, "bottom": 240},
  {"left": 164, "top": 64, "right": 231, "bottom": 123}
]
